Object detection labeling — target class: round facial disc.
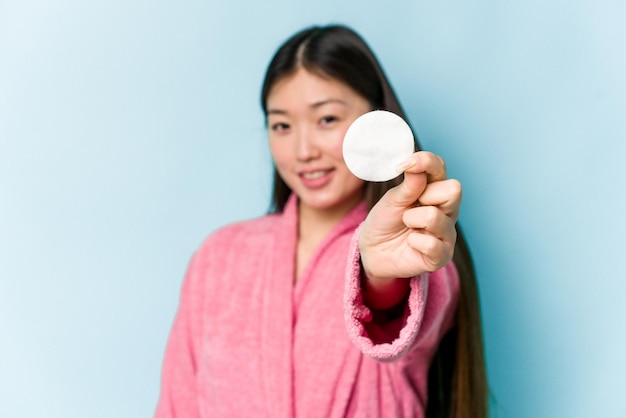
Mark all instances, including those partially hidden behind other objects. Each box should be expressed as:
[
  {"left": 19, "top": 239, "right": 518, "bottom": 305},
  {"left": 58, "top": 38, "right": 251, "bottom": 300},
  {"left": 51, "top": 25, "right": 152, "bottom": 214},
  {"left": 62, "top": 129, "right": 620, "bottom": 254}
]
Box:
[{"left": 342, "top": 110, "right": 415, "bottom": 182}]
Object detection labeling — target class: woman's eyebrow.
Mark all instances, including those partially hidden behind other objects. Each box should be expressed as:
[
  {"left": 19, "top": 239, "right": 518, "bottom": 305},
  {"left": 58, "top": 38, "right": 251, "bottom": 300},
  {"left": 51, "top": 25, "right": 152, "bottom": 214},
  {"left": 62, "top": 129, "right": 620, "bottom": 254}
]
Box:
[
  {"left": 311, "top": 98, "right": 347, "bottom": 109},
  {"left": 267, "top": 109, "right": 287, "bottom": 115},
  {"left": 266, "top": 99, "right": 347, "bottom": 115}
]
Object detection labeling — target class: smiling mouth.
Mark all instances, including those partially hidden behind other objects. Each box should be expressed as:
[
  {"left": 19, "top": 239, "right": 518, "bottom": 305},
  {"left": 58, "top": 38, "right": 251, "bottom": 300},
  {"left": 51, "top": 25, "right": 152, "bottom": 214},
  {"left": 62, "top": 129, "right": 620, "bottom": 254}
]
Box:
[{"left": 301, "top": 169, "right": 332, "bottom": 180}]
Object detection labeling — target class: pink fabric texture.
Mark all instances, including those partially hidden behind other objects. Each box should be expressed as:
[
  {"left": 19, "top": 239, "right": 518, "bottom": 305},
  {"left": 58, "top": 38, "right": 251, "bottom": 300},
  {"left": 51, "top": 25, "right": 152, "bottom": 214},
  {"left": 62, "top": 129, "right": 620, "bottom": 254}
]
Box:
[{"left": 155, "top": 196, "right": 459, "bottom": 418}]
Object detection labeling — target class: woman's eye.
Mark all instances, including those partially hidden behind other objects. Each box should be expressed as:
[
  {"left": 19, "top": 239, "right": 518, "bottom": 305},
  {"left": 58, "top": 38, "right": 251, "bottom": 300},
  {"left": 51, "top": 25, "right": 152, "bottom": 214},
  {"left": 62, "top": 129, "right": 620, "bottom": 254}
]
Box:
[
  {"left": 320, "top": 116, "right": 338, "bottom": 126},
  {"left": 271, "top": 122, "right": 290, "bottom": 132}
]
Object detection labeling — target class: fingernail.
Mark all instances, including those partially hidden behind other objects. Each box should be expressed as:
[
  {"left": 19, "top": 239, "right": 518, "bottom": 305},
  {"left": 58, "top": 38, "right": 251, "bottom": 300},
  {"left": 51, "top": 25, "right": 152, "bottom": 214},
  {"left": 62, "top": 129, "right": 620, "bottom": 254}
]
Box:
[{"left": 395, "top": 156, "right": 416, "bottom": 173}]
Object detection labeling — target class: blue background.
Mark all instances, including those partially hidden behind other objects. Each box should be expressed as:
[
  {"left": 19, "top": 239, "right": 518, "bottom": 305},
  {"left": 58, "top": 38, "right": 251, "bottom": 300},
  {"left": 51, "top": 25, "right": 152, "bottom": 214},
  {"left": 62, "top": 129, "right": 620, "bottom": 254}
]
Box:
[{"left": 1, "top": 1, "right": 625, "bottom": 417}]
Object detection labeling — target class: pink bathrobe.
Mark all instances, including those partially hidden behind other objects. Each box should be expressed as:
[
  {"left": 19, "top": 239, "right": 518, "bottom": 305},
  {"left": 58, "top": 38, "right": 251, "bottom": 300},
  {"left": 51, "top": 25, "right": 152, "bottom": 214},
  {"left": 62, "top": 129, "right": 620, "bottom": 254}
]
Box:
[{"left": 155, "top": 196, "right": 459, "bottom": 418}]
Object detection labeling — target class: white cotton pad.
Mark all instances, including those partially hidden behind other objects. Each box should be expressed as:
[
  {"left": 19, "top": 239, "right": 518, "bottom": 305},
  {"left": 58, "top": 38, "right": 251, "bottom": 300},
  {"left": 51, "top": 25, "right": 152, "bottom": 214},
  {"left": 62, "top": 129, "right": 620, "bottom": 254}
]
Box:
[{"left": 342, "top": 110, "right": 415, "bottom": 182}]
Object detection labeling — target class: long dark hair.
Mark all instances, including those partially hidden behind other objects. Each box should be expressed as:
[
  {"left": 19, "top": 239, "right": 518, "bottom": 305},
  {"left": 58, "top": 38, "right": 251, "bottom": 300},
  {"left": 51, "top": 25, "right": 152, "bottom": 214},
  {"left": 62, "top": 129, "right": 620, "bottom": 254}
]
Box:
[{"left": 260, "top": 25, "right": 488, "bottom": 418}]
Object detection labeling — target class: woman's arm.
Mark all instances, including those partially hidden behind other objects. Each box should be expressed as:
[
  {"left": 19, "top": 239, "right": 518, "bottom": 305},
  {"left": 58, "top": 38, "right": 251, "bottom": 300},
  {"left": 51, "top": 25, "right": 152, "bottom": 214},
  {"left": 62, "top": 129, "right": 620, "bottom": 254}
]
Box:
[
  {"left": 343, "top": 151, "right": 462, "bottom": 361},
  {"left": 359, "top": 151, "right": 461, "bottom": 309},
  {"left": 154, "top": 254, "right": 203, "bottom": 418}
]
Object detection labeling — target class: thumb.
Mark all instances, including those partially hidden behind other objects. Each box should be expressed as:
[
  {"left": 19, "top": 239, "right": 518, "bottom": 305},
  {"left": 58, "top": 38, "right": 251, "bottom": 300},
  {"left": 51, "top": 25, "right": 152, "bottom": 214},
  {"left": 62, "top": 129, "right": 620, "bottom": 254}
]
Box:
[{"left": 385, "top": 171, "right": 427, "bottom": 208}]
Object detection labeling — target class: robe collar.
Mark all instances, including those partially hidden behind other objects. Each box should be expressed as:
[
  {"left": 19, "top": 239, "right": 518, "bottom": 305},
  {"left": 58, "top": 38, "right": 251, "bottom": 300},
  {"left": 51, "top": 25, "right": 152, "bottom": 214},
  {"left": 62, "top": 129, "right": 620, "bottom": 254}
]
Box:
[
  {"left": 259, "top": 193, "right": 368, "bottom": 417},
  {"left": 281, "top": 193, "right": 369, "bottom": 239}
]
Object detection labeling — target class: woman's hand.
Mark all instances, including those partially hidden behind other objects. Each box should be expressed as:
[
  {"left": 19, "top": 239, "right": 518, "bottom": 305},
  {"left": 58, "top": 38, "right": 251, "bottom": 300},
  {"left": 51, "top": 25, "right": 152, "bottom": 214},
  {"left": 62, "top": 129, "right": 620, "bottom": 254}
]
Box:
[{"left": 360, "top": 151, "right": 461, "bottom": 283}]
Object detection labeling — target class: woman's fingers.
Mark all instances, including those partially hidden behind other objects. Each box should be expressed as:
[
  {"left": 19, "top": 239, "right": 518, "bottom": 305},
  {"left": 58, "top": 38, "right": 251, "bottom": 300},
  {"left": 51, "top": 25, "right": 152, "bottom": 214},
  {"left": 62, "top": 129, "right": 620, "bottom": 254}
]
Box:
[
  {"left": 386, "top": 172, "right": 427, "bottom": 208},
  {"left": 406, "top": 231, "right": 455, "bottom": 271},
  {"left": 402, "top": 151, "right": 448, "bottom": 183},
  {"left": 384, "top": 151, "right": 450, "bottom": 209},
  {"left": 401, "top": 205, "right": 457, "bottom": 270},
  {"left": 392, "top": 151, "right": 460, "bottom": 216},
  {"left": 402, "top": 205, "right": 457, "bottom": 242},
  {"left": 417, "top": 179, "right": 462, "bottom": 221}
]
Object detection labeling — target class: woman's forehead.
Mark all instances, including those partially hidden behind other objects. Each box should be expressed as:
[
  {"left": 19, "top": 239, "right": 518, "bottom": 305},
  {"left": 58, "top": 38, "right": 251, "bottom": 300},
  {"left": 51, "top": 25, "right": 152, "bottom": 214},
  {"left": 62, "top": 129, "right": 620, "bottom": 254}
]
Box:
[{"left": 266, "top": 69, "right": 365, "bottom": 113}]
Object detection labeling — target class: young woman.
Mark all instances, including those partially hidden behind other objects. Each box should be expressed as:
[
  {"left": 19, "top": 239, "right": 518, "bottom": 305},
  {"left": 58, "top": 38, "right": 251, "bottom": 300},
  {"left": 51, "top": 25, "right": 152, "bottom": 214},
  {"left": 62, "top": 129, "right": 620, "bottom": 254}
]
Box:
[{"left": 156, "top": 25, "right": 488, "bottom": 418}]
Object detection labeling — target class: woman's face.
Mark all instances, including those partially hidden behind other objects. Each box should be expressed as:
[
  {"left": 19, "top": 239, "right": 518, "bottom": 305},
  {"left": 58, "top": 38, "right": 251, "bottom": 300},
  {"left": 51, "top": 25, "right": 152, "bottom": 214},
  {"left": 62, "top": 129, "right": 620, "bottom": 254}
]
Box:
[{"left": 266, "top": 68, "right": 370, "bottom": 219}]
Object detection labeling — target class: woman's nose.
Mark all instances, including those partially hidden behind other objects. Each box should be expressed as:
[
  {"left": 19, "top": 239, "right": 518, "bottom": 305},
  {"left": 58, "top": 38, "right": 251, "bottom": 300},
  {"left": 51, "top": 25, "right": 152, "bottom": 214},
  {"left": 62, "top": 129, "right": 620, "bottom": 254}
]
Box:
[{"left": 295, "top": 128, "right": 320, "bottom": 161}]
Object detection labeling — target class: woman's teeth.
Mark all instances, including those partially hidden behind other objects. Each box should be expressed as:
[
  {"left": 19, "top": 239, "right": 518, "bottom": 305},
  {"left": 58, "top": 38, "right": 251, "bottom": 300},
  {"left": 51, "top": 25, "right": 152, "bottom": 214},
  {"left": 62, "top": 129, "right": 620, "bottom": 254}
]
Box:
[{"left": 302, "top": 170, "right": 327, "bottom": 179}]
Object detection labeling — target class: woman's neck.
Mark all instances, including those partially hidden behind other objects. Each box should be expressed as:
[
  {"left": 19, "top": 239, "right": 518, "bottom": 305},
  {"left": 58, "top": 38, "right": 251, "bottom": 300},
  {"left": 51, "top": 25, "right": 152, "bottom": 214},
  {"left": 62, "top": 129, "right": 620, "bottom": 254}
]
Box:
[{"left": 295, "top": 196, "right": 363, "bottom": 280}]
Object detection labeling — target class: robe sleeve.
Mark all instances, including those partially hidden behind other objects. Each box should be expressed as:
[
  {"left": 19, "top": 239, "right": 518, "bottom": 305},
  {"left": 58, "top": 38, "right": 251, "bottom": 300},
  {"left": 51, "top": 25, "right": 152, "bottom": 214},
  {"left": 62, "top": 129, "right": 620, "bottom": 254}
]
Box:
[
  {"left": 343, "top": 224, "right": 460, "bottom": 362},
  {"left": 154, "top": 252, "right": 204, "bottom": 418}
]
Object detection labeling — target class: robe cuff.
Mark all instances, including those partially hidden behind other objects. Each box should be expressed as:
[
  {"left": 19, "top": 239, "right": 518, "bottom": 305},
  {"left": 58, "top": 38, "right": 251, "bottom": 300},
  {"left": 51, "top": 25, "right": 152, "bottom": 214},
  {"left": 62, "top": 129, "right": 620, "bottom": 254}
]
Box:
[{"left": 343, "top": 223, "right": 429, "bottom": 362}]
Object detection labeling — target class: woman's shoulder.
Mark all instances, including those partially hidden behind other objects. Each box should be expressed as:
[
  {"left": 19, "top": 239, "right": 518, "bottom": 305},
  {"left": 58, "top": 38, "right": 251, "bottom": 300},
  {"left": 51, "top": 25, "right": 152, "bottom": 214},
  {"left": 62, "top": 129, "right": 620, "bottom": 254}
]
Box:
[{"left": 179, "top": 213, "right": 284, "bottom": 296}]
